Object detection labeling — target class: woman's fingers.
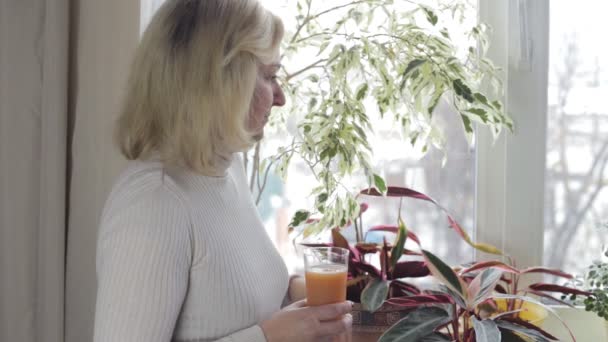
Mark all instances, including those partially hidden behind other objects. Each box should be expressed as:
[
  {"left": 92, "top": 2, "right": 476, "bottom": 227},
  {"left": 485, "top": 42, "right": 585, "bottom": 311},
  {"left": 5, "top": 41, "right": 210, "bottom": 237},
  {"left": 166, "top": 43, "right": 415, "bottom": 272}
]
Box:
[
  {"left": 284, "top": 299, "right": 307, "bottom": 310},
  {"left": 309, "top": 301, "right": 353, "bottom": 321},
  {"left": 316, "top": 313, "right": 353, "bottom": 337}
]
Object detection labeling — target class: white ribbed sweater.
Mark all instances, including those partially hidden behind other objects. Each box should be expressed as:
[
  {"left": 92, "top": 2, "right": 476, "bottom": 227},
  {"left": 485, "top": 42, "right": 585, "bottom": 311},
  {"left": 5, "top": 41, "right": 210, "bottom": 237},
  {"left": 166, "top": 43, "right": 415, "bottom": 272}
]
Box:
[{"left": 93, "top": 155, "right": 289, "bottom": 342}]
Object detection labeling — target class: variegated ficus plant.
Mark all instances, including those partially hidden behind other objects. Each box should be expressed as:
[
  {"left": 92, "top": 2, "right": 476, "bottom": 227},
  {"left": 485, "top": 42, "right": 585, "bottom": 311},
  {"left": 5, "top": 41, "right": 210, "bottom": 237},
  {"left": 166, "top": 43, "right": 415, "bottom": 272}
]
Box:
[
  {"left": 245, "top": 0, "right": 513, "bottom": 236},
  {"left": 303, "top": 186, "right": 593, "bottom": 342}
]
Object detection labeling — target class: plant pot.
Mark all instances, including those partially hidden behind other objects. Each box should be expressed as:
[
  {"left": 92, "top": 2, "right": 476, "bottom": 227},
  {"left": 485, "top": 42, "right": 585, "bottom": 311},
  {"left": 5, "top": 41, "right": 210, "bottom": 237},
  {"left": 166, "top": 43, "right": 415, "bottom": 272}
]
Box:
[{"left": 351, "top": 303, "right": 413, "bottom": 342}]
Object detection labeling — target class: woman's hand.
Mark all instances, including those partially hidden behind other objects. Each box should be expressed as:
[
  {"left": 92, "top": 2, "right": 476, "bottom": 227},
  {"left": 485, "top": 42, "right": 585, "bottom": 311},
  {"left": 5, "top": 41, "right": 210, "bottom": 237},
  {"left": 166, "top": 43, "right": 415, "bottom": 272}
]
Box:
[
  {"left": 287, "top": 275, "right": 307, "bottom": 303},
  {"left": 260, "top": 300, "right": 353, "bottom": 342}
]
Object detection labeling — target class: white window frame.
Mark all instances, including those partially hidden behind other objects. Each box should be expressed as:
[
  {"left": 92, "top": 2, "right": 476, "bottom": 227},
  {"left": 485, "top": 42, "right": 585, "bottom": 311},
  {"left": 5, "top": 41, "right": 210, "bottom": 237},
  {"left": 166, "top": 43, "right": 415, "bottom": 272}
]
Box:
[
  {"left": 476, "top": 2, "right": 608, "bottom": 338},
  {"left": 475, "top": 0, "right": 549, "bottom": 268}
]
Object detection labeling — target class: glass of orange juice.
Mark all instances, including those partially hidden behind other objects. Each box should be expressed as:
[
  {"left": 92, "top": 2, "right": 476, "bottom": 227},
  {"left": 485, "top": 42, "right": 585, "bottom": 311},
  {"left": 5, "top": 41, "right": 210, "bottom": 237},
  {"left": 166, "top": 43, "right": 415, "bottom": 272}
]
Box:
[{"left": 303, "top": 247, "right": 349, "bottom": 306}]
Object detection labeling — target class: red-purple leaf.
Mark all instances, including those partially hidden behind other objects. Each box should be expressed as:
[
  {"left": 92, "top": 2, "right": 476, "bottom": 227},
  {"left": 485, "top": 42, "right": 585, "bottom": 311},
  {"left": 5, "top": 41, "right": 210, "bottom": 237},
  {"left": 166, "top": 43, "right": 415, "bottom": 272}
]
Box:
[
  {"left": 299, "top": 243, "right": 332, "bottom": 248},
  {"left": 421, "top": 249, "right": 466, "bottom": 300},
  {"left": 387, "top": 294, "right": 454, "bottom": 307},
  {"left": 525, "top": 290, "right": 577, "bottom": 308},
  {"left": 392, "top": 261, "right": 430, "bottom": 278},
  {"left": 403, "top": 249, "right": 422, "bottom": 256},
  {"left": 460, "top": 261, "right": 520, "bottom": 276},
  {"left": 360, "top": 202, "right": 369, "bottom": 214},
  {"left": 352, "top": 260, "right": 382, "bottom": 278},
  {"left": 495, "top": 284, "right": 508, "bottom": 294},
  {"left": 380, "top": 238, "right": 389, "bottom": 280},
  {"left": 469, "top": 268, "right": 504, "bottom": 308},
  {"left": 331, "top": 228, "right": 349, "bottom": 249},
  {"left": 492, "top": 294, "right": 577, "bottom": 342},
  {"left": 520, "top": 267, "right": 574, "bottom": 279},
  {"left": 361, "top": 186, "right": 502, "bottom": 255},
  {"left": 355, "top": 243, "right": 379, "bottom": 254},
  {"left": 500, "top": 275, "right": 513, "bottom": 285},
  {"left": 367, "top": 225, "right": 422, "bottom": 245},
  {"left": 360, "top": 186, "right": 438, "bottom": 202},
  {"left": 527, "top": 283, "right": 593, "bottom": 297},
  {"left": 331, "top": 228, "right": 361, "bottom": 262},
  {"left": 390, "top": 280, "right": 421, "bottom": 295},
  {"left": 368, "top": 225, "right": 399, "bottom": 233},
  {"left": 497, "top": 318, "right": 559, "bottom": 341},
  {"left": 407, "top": 230, "right": 422, "bottom": 245}
]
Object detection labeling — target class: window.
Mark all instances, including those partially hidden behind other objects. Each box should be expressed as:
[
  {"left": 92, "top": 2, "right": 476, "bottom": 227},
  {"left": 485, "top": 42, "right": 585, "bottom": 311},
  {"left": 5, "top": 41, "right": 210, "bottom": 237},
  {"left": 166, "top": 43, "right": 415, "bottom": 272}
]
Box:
[
  {"left": 259, "top": 0, "right": 478, "bottom": 273},
  {"left": 138, "top": 1, "right": 608, "bottom": 281},
  {"left": 543, "top": 0, "right": 608, "bottom": 277},
  {"left": 478, "top": 0, "right": 608, "bottom": 282}
]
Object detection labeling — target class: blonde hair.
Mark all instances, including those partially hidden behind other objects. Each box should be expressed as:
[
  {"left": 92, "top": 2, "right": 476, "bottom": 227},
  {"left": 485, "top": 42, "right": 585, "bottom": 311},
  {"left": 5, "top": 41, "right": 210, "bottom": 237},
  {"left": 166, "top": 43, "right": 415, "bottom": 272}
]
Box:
[{"left": 116, "top": 0, "right": 284, "bottom": 175}]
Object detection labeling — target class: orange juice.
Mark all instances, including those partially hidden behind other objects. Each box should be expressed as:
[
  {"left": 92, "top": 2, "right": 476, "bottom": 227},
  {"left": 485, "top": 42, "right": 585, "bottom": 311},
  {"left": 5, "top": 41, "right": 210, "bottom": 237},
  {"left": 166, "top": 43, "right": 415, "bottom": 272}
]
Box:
[{"left": 305, "top": 264, "right": 348, "bottom": 306}]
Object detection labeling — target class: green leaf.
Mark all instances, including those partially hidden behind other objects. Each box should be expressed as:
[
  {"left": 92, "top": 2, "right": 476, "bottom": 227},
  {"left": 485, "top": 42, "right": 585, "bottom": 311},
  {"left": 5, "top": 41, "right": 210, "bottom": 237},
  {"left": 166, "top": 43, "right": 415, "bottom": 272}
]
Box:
[
  {"left": 473, "top": 92, "right": 490, "bottom": 106},
  {"left": 492, "top": 100, "right": 503, "bottom": 111},
  {"left": 466, "top": 108, "right": 489, "bottom": 122},
  {"left": 288, "top": 210, "right": 310, "bottom": 228},
  {"left": 453, "top": 79, "right": 474, "bottom": 102},
  {"left": 390, "top": 218, "right": 408, "bottom": 271},
  {"left": 361, "top": 278, "right": 390, "bottom": 312},
  {"left": 472, "top": 317, "right": 501, "bottom": 342},
  {"left": 316, "top": 192, "right": 328, "bottom": 204},
  {"left": 317, "top": 41, "right": 330, "bottom": 56},
  {"left": 461, "top": 114, "right": 473, "bottom": 133},
  {"left": 440, "top": 284, "right": 467, "bottom": 309},
  {"left": 373, "top": 174, "right": 387, "bottom": 194},
  {"left": 428, "top": 84, "right": 445, "bottom": 116},
  {"left": 421, "top": 249, "right": 465, "bottom": 299},
  {"left": 356, "top": 83, "right": 369, "bottom": 100},
  {"left": 378, "top": 306, "right": 451, "bottom": 342},
  {"left": 495, "top": 321, "right": 552, "bottom": 342},
  {"left": 469, "top": 268, "right": 504, "bottom": 307},
  {"left": 410, "top": 132, "right": 420, "bottom": 146},
  {"left": 499, "top": 330, "right": 529, "bottom": 342},
  {"left": 421, "top": 7, "right": 438, "bottom": 26},
  {"left": 308, "top": 97, "right": 318, "bottom": 111},
  {"left": 403, "top": 59, "right": 426, "bottom": 78}
]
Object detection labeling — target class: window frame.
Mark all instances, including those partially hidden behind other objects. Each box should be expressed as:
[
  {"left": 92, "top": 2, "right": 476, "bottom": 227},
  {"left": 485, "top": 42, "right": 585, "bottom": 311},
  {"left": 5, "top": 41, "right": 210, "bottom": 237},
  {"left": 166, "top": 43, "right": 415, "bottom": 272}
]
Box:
[{"left": 475, "top": 0, "right": 549, "bottom": 268}]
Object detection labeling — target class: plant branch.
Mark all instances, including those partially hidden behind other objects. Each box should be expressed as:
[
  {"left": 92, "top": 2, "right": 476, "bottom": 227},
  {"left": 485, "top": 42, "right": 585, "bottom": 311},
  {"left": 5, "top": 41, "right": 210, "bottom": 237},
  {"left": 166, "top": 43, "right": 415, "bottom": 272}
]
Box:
[
  {"left": 289, "top": 0, "right": 373, "bottom": 45},
  {"left": 249, "top": 142, "right": 261, "bottom": 193},
  {"left": 285, "top": 58, "right": 330, "bottom": 82}
]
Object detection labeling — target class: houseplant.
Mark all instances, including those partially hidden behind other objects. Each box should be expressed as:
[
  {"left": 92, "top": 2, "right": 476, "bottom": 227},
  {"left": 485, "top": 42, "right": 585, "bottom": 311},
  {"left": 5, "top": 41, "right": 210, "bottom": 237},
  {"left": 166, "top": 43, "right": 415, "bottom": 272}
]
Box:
[
  {"left": 565, "top": 222, "right": 608, "bottom": 335},
  {"left": 304, "top": 186, "right": 592, "bottom": 341},
  {"left": 245, "top": 0, "right": 513, "bottom": 236}
]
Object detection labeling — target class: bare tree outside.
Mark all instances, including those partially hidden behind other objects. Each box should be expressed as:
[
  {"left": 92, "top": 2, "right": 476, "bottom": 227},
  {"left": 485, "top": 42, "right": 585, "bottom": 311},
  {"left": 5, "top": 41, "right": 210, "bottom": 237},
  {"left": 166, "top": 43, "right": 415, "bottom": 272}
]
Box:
[{"left": 544, "top": 28, "right": 608, "bottom": 276}]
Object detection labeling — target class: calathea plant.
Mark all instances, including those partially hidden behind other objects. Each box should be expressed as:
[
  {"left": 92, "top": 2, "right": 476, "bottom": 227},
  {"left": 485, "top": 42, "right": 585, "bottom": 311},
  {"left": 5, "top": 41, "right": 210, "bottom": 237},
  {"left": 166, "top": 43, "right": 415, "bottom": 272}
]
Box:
[
  {"left": 315, "top": 186, "right": 592, "bottom": 341},
  {"left": 243, "top": 0, "right": 513, "bottom": 236}
]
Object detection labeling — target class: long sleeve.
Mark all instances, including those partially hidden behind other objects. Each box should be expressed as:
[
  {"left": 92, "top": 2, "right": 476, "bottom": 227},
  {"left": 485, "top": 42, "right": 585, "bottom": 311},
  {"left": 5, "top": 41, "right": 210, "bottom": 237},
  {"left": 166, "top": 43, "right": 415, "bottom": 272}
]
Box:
[
  {"left": 94, "top": 160, "right": 287, "bottom": 342},
  {"left": 93, "top": 184, "right": 193, "bottom": 342}
]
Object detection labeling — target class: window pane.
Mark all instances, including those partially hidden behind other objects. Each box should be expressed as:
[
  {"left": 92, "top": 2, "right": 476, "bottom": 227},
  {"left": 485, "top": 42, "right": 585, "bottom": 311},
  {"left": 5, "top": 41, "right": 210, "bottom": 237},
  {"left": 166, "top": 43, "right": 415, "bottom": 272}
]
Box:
[{"left": 544, "top": 1, "right": 608, "bottom": 276}]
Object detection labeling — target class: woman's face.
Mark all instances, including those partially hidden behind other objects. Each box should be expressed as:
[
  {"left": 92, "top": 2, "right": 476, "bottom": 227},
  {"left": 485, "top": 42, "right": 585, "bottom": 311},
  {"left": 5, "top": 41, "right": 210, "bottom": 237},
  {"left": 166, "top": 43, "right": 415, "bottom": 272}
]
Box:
[{"left": 247, "top": 62, "right": 286, "bottom": 140}]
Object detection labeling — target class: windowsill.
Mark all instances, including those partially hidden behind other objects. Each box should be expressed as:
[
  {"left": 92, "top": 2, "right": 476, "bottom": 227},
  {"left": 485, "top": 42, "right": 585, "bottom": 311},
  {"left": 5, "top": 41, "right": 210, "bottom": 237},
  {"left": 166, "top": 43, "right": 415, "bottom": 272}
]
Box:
[{"left": 543, "top": 306, "right": 607, "bottom": 340}]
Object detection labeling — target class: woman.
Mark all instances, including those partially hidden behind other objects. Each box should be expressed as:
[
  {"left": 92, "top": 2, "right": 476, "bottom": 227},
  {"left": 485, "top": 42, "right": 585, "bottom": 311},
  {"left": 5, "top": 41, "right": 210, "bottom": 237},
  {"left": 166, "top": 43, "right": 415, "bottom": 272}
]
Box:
[{"left": 92, "top": 0, "right": 352, "bottom": 341}]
